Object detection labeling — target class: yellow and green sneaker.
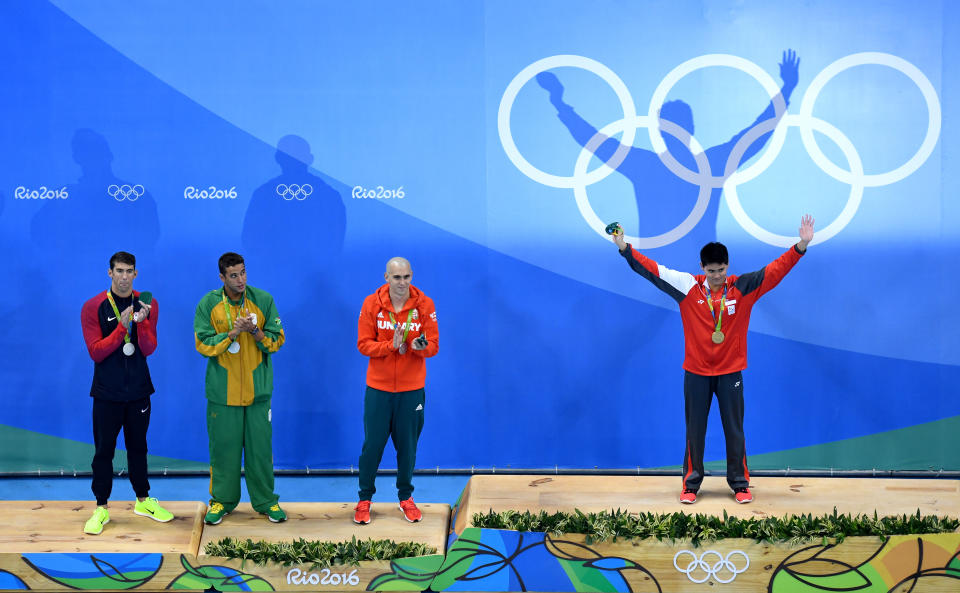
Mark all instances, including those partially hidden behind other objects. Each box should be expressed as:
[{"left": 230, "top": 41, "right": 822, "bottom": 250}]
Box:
[
  {"left": 204, "top": 501, "right": 230, "bottom": 525},
  {"left": 262, "top": 503, "right": 287, "bottom": 523},
  {"left": 83, "top": 506, "right": 110, "bottom": 535},
  {"left": 134, "top": 497, "right": 174, "bottom": 522}
]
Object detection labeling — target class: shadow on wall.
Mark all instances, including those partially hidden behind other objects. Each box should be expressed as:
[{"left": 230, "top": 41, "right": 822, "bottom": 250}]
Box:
[
  {"left": 241, "top": 133, "right": 346, "bottom": 269},
  {"left": 535, "top": 49, "right": 799, "bottom": 252},
  {"left": 30, "top": 128, "right": 161, "bottom": 267}
]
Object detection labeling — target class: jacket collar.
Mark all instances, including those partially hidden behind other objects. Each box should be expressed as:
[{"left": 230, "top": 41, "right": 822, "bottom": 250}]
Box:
[{"left": 377, "top": 284, "right": 421, "bottom": 313}]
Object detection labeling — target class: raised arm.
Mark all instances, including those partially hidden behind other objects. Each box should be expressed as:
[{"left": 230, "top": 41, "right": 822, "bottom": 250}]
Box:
[
  {"left": 613, "top": 229, "right": 696, "bottom": 303},
  {"left": 707, "top": 50, "right": 799, "bottom": 169},
  {"left": 734, "top": 215, "right": 814, "bottom": 298},
  {"left": 537, "top": 71, "right": 630, "bottom": 166}
]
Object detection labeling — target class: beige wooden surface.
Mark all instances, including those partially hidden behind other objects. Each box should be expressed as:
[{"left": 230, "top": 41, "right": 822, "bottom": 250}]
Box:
[
  {"left": 0, "top": 500, "right": 205, "bottom": 553},
  {"left": 454, "top": 475, "right": 960, "bottom": 533},
  {"left": 0, "top": 551, "right": 436, "bottom": 592},
  {"left": 540, "top": 533, "right": 960, "bottom": 593},
  {"left": 197, "top": 502, "right": 450, "bottom": 554}
]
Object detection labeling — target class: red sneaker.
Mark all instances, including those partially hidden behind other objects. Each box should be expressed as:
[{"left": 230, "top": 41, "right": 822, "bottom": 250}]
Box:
[
  {"left": 398, "top": 498, "right": 422, "bottom": 522},
  {"left": 679, "top": 489, "right": 697, "bottom": 504},
  {"left": 353, "top": 500, "right": 371, "bottom": 525},
  {"left": 734, "top": 487, "right": 753, "bottom": 504}
]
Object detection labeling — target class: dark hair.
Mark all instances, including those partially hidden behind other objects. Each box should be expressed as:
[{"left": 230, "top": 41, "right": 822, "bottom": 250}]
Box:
[
  {"left": 700, "top": 242, "right": 728, "bottom": 266},
  {"left": 109, "top": 251, "right": 136, "bottom": 270},
  {"left": 218, "top": 252, "right": 245, "bottom": 275}
]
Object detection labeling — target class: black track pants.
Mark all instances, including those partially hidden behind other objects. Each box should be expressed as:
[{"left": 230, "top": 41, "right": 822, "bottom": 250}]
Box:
[
  {"left": 91, "top": 396, "right": 151, "bottom": 505},
  {"left": 681, "top": 371, "right": 749, "bottom": 492}
]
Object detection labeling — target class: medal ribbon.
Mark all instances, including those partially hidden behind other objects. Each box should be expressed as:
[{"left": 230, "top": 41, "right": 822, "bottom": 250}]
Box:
[
  {"left": 389, "top": 310, "right": 414, "bottom": 344},
  {"left": 704, "top": 282, "right": 727, "bottom": 334},
  {"left": 221, "top": 288, "right": 247, "bottom": 337},
  {"left": 105, "top": 290, "right": 132, "bottom": 345}
]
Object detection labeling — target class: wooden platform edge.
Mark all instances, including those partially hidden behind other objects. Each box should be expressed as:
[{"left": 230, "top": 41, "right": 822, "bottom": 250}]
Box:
[
  {"left": 188, "top": 500, "right": 207, "bottom": 557},
  {"left": 450, "top": 477, "right": 473, "bottom": 536}
]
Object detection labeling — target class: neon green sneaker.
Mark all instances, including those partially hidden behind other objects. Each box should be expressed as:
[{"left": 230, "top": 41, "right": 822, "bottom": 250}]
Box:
[
  {"left": 262, "top": 503, "right": 287, "bottom": 523},
  {"left": 204, "top": 501, "right": 230, "bottom": 525},
  {"left": 134, "top": 497, "right": 174, "bottom": 522},
  {"left": 83, "top": 506, "right": 110, "bottom": 535}
]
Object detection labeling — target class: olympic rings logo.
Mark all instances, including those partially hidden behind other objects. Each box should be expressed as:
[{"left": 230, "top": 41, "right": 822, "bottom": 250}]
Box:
[
  {"left": 107, "top": 184, "right": 144, "bottom": 202},
  {"left": 498, "top": 53, "right": 941, "bottom": 248},
  {"left": 673, "top": 549, "right": 749, "bottom": 584},
  {"left": 276, "top": 183, "right": 313, "bottom": 201}
]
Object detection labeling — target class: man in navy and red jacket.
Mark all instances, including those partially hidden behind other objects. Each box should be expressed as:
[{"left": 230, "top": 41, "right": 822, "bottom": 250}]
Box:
[
  {"left": 79, "top": 251, "right": 172, "bottom": 534},
  {"left": 613, "top": 215, "right": 815, "bottom": 504}
]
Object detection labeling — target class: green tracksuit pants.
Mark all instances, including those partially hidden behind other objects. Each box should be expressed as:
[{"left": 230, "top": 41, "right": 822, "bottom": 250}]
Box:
[
  {"left": 207, "top": 400, "right": 279, "bottom": 512},
  {"left": 358, "top": 387, "right": 425, "bottom": 501}
]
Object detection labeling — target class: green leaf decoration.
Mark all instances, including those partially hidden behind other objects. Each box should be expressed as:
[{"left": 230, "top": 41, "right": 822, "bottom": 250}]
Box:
[
  {"left": 471, "top": 507, "right": 959, "bottom": 546},
  {"left": 203, "top": 536, "right": 436, "bottom": 570},
  {"left": 367, "top": 554, "right": 445, "bottom": 591},
  {"left": 169, "top": 555, "right": 274, "bottom": 591}
]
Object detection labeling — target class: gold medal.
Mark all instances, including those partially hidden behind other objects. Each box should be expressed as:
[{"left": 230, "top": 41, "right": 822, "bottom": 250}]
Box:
[{"left": 711, "top": 330, "right": 725, "bottom": 344}]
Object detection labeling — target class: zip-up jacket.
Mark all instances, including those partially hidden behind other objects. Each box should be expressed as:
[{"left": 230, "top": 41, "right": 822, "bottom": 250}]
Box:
[
  {"left": 620, "top": 244, "right": 805, "bottom": 375},
  {"left": 194, "top": 286, "right": 284, "bottom": 406},
  {"left": 80, "top": 290, "right": 157, "bottom": 401},
  {"left": 358, "top": 284, "right": 439, "bottom": 392}
]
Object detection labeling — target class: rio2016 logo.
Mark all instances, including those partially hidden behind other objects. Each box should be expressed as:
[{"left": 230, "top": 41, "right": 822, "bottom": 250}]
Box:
[
  {"left": 286, "top": 568, "right": 360, "bottom": 587},
  {"left": 352, "top": 185, "right": 405, "bottom": 199},
  {"left": 184, "top": 186, "right": 238, "bottom": 199},
  {"left": 15, "top": 186, "right": 68, "bottom": 200}
]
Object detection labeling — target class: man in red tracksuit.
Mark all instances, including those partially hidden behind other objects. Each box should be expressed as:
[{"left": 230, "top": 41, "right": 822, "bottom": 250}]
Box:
[
  {"left": 354, "top": 256, "right": 439, "bottom": 525},
  {"left": 613, "top": 215, "right": 815, "bottom": 504}
]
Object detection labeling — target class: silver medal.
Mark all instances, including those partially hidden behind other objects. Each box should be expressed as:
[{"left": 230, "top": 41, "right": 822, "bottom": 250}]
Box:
[
  {"left": 228, "top": 341, "right": 241, "bottom": 354},
  {"left": 122, "top": 342, "right": 135, "bottom": 356}
]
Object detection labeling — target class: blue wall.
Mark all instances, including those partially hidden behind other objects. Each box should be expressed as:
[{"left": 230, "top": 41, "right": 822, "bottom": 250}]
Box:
[{"left": 0, "top": 0, "right": 956, "bottom": 471}]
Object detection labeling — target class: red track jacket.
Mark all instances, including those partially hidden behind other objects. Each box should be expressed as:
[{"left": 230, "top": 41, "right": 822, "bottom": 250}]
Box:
[{"left": 621, "top": 244, "right": 805, "bottom": 375}]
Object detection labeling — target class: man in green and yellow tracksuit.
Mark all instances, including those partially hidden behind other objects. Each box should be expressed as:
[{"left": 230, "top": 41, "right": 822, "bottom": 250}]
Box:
[{"left": 194, "top": 252, "right": 287, "bottom": 525}]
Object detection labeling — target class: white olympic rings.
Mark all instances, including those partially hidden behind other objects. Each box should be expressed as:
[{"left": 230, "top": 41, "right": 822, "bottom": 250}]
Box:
[
  {"left": 498, "top": 55, "right": 637, "bottom": 188},
  {"left": 673, "top": 549, "right": 749, "bottom": 584},
  {"left": 276, "top": 183, "right": 313, "bottom": 201},
  {"left": 499, "top": 52, "right": 940, "bottom": 248},
  {"left": 107, "top": 184, "right": 144, "bottom": 202}
]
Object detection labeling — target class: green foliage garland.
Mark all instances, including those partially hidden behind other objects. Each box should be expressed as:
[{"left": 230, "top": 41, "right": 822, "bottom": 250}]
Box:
[
  {"left": 471, "top": 508, "right": 959, "bottom": 546},
  {"left": 203, "top": 536, "right": 437, "bottom": 569}
]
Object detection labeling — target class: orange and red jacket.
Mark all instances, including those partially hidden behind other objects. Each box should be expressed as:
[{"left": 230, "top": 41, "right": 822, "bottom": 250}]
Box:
[
  {"left": 358, "top": 284, "right": 439, "bottom": 392},
  {"left": 620, "top": 244, "right": 805, "bottom": 375}
]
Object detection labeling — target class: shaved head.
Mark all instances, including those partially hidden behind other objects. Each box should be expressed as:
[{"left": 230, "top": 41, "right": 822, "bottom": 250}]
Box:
[{"left": 385, "top": 257, "right": 411, "bottom": 273}]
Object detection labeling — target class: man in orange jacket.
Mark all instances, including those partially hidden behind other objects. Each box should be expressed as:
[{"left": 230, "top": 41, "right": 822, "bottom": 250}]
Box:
[{"left": 354, "top": 257, "right": 439, "bottom": 525}]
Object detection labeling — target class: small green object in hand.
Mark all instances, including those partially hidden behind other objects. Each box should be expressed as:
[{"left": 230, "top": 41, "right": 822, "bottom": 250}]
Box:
[{"left": 604, "top": 222, "right": 623, "bottom": 236}]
